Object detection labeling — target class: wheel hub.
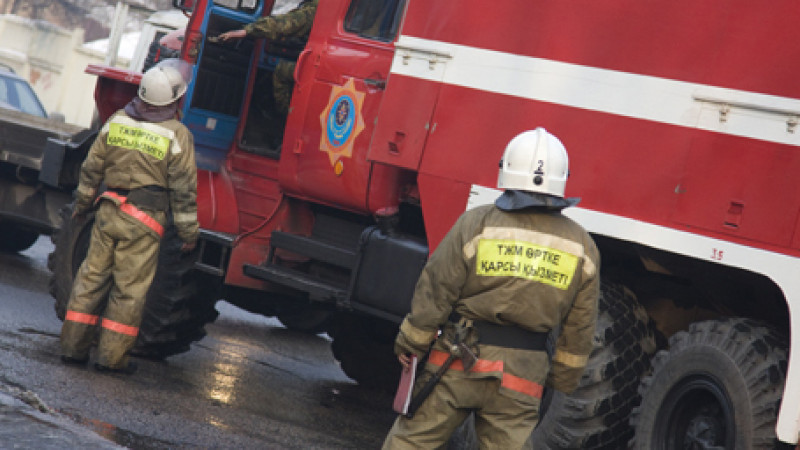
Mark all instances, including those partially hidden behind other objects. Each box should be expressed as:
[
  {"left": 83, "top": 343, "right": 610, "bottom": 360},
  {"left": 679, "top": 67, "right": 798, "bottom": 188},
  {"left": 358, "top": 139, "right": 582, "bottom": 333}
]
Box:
[
  {"left": 684, "top": 405, "right": 725, "bottom": 450},
  {"left": 655, "top": 374, "right": 734, "bottom": 450}
]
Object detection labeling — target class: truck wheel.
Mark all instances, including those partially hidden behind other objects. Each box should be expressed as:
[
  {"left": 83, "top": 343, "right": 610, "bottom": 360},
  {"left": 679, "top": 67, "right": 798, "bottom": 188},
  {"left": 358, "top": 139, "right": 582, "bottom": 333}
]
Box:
[
  {"left": 329, "top": 313, "right": 401, "bottom": 390},
  {"left": 630, "top": 319, "right": 787, "bottom": 450},
  {"left": 0, "top": 222, "right": 40, "bottom": 253},
  {"left": 48, "top": 207, "right": 94, "bottom": 320},
  {"left": 48, "top": 204, "right": 220, "bottom": 358},
  {"left": 449, "top": 281, "right": 659, "bottom": 449}
]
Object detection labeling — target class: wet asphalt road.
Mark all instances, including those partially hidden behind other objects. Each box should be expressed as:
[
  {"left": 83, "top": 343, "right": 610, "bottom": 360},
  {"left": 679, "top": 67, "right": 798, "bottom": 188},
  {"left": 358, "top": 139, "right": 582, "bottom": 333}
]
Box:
[{"left": 0, "top": 237, "right": 397, "bottom": 449}]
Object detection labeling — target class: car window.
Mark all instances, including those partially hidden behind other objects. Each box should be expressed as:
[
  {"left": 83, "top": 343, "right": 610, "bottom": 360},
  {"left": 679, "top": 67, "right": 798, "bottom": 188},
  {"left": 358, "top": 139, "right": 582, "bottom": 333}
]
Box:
[
  {"left": 13, "top": 80, "right": 46, "bottom": 117},
  {"left": 0, "top": 76, "right": 9, "bottom": 106},
  {"left": 0, "top": 74, "right": 47, "bottom": 118}
]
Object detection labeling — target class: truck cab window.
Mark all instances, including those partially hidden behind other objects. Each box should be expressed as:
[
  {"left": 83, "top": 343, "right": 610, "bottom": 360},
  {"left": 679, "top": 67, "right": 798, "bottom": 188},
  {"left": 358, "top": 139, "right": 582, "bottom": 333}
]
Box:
[
  {"left": 344, "top": 0, "right": 405, "bottom": 41},
  {"left": 212, "top": 0, "right": 259, "bottom": 14},
  {"left": 240, "top": 52, "right": 287, "bottom": 157},
  {"left": 239, "top": 4, "right": 311, "bottom": 158}
]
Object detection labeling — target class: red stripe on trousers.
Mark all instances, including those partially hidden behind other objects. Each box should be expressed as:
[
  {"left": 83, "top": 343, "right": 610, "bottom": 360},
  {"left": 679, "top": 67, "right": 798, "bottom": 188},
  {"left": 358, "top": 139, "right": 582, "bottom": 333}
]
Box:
[
  {"left": 101, "top": 318, "right": 139, "bottom": 337},
  {"left": 100, "top": 191, "right": 164, "bottom": 237},
  {"left": 65, "top": 310, "right": 99, "bottom": 326}
]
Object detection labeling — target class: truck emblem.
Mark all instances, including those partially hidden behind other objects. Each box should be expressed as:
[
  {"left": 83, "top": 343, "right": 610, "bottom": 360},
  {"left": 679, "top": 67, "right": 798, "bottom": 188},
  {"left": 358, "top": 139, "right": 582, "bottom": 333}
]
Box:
[{"left": 319, "top": 78, "right": 365, "bottom": 166}]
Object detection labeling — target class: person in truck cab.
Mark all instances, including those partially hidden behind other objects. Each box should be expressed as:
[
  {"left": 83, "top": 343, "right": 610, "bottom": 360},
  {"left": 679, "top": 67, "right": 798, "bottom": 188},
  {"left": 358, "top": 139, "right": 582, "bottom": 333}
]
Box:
[
  {"left": 383, "top": 129, "right": 600, "bottom": 449},
  {"left": 60, "top": 59, "right": 199, "bottom": 375},
  {"left": 218, "top": 0, "right": 319, "bottom": 117}
]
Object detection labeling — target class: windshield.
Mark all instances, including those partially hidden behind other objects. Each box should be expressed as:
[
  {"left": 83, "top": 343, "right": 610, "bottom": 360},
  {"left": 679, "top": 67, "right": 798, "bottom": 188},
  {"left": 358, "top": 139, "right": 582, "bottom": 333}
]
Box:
[{"left": 0, "top": 74, "right": 47, "bottom": 118}]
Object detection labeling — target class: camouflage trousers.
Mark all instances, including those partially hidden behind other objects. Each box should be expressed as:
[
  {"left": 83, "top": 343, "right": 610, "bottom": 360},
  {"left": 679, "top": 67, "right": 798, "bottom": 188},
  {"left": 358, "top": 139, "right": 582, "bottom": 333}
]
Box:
[
  {"left": 273, "top": 59, "right": 296, "bottom": 116},
  {"left": 60, "top": 201, "right": 162, "bottom": 369},
  {"left": 382, "top": 370, "right": 540, "bottom": 449}
]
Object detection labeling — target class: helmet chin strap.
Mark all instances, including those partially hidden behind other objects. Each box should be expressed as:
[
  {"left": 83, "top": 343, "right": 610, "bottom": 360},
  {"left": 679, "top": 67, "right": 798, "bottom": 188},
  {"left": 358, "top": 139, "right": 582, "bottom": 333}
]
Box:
[{"left": 494, "top": 190, "right": 580, "bottom": 212}]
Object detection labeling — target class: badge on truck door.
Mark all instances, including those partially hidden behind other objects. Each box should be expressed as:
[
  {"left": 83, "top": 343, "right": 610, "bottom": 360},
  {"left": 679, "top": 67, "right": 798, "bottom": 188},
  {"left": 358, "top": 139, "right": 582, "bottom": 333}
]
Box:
[{"left": 319, "top": 78, "right": 365, "bottom": 167}]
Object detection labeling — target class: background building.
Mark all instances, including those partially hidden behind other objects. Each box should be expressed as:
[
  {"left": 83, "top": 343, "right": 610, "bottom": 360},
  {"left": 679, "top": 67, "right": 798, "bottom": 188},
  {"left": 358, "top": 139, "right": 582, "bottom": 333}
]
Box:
[{"left": 0, "top": 1, "right": 183, "bottom": 128}]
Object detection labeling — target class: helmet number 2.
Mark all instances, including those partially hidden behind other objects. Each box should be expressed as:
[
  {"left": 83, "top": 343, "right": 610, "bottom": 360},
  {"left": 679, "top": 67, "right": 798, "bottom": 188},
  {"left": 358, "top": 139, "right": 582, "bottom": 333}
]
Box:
[{"left": 535, "top": 160, "right": 545, "bottom": 175}]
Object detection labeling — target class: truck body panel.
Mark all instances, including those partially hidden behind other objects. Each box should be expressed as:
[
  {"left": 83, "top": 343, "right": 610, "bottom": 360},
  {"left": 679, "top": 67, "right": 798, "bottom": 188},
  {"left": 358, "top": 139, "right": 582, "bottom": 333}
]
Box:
[
  {"left": 80, "top": 0, "right": 800, "bottom": 444},
  {"left": 382, "top": 0, "right": 800, "bottom": 440}
]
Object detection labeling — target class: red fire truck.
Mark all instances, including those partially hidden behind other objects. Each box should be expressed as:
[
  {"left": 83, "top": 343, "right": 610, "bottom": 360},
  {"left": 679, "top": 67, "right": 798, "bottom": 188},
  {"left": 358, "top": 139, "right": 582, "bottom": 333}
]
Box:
[{"left": 46, "top": 0, "right": 799, "bottom": 447}]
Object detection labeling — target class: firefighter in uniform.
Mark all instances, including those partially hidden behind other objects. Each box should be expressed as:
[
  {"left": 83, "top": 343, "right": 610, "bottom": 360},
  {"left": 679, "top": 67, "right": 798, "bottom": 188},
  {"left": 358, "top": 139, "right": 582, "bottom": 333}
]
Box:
[
  {"left": 60, "top": 59, "right": 199, "bottom": 374},
  {"left": 383, "top": 128, "right": 600, "bottom": 449},
  {"left": 218, "top": 0, "right": 319, "bottom": 115}
]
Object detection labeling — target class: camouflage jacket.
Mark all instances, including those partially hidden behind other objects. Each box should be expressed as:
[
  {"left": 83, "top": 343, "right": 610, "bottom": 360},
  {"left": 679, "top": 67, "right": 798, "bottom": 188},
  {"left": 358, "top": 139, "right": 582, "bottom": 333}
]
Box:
[
  {"left": 398, "top": 204, "right": 600, "bottom": 401},
  {"left": 74, "top": 110, "right": 199, "bottom": 244},
  {"left": 244, "top": 0, "right": 319, "bottom": 41}
]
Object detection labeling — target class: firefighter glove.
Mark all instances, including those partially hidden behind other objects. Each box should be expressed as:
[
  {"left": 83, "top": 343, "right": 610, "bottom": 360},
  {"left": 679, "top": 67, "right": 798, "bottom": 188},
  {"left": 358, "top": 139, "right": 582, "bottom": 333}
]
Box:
[
  {"left": 72, "top": 185, "right": 96, "bottom": 217},
  {"left": 180, "top": 239, "right": 197, "bottom": 253},
  {"left": 73, "top": 201, "right": 91, "bottom": 218}
]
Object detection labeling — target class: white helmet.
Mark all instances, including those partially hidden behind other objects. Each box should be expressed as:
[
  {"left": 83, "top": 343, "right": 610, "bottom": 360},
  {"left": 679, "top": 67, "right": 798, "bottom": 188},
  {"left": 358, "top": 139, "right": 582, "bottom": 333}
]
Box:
[
  {"left": 497, "top": 128, "right": 569, "bottom": 198},
  {"left": 138, "top": 59, "right": 192, "bottom": 106}
]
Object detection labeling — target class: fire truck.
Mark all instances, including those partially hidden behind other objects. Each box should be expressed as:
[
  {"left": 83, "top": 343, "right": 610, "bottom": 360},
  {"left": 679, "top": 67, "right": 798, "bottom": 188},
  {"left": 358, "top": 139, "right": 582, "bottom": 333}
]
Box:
[{"left": 45, "top": 0, "right": 799, "bottom": 447}]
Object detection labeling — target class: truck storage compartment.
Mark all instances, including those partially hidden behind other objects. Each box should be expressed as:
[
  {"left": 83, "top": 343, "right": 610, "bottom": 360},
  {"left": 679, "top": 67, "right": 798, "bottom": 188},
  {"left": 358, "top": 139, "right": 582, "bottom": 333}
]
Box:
[{"left": 352, "top": 226, "right": 427, "bottom": 318}]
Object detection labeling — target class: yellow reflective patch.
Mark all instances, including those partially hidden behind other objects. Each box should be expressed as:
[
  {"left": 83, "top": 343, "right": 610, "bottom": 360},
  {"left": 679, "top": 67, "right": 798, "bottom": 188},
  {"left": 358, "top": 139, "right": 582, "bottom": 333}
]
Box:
[
  {"left": 553, "top": 349, "right": 589, "bottom": 368},
  {"left": 107, "top": 123, "right": 170, "bottom": 160},
  {"left": 476, "top": 239, "right": 578, "bottom": 290}
]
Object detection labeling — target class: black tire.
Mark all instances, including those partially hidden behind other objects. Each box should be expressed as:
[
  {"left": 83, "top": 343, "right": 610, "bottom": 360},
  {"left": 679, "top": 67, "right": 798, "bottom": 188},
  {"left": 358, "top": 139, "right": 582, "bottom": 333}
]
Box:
[
  {"left": 329, "top": 312, "right": 401, "bottom": 390},
  {"left": 449, "top": 281, "right": 659, "bottom": 449},
  {"left": 48, "top": 206, "right": 94, "bottom": 320},
  {"left": 0, "top": 222, "right": 40, "bottom": 253},
  {"left": 630, "top": 319, "right": 788, "bottom": 450},
  {"left": 48, "top": 204, "right": 220, "bottom": 358},
  {"left": 277, "top": 308, "right": 332, "bottom": 334}
]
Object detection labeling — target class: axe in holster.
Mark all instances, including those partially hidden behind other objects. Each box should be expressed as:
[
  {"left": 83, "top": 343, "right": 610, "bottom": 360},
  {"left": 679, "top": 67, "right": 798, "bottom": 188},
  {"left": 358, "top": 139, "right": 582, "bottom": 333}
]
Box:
[{"left": 404, "top": 319, "right": 478, "bottom": 418}]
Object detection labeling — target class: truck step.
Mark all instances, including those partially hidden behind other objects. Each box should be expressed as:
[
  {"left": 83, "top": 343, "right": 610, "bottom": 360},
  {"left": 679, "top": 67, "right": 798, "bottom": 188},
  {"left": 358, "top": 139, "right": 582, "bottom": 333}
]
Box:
[
  {"left": 270, "top": 231, "right": 357, "bottom": 269},
  {"left": 195, "top": 229, "right": 235, "bottom": 277},
  {"left": 243, "top": 263, "right": 348, "bottom": 303}
]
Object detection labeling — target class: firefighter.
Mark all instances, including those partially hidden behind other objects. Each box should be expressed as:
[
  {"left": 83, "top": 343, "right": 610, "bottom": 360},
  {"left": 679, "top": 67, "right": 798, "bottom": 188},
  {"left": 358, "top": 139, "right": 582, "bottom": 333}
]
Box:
[
  {"left": 60, "top": 59, "right": 199, "bottom": 374},
  {"left": 383, "top": 128, "right": 600, "bottom": 449},
  {"left": 217, "top": 0, "right": 319, "bottom": 116}
]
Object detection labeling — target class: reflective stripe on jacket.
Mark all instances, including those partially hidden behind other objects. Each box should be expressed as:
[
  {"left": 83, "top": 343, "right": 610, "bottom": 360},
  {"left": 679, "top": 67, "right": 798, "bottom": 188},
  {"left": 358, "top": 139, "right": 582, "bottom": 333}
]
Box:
[
  {"left": 428, "top": 349, "right": 545, "bottom": 399},
  {"left": 98, "top": 191, "right": 165, "bottom": 237}
]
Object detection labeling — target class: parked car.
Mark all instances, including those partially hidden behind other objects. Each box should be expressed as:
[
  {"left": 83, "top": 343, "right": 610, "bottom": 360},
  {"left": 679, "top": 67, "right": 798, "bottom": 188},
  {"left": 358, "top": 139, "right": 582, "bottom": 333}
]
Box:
[
  {"left": 0, "top": 64, "right": 48, "bottom": 117},
  {"left": 0, "top": 63, "right": 84, "bottom": 252}
]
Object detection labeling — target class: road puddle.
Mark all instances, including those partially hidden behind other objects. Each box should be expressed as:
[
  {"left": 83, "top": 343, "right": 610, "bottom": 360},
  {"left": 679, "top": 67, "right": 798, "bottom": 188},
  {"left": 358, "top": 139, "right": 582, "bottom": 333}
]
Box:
[
  {"left": 64, "top": 413, "right": 177, "bottom": 449},
  {"left": 18, "top": 327, "right": 59, "bottom": 339}
]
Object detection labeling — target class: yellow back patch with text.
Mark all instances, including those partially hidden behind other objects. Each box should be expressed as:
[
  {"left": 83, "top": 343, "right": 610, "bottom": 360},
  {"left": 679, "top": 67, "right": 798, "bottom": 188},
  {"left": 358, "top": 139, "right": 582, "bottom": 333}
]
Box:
[
  {"left": 107, "top": 123, "right": 170, "bottom": 160},
  {"left": 476, "top": 239, "right": 578, "bottom": 290}
]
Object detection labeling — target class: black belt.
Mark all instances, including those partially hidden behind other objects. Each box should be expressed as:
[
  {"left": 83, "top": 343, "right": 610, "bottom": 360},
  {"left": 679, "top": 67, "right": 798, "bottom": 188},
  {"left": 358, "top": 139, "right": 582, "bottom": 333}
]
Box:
[
  {"left": 107, "top": 187, "right": 130, "bottom": 195},
  {"left": 107, "top": 185, "right": 166, "bottom": 195},
  {"left": 106, "top": 186, "right": 169, "bottom": 211},
  {"left": 449, "top": 312, "right": 549, "bottom": 352}
]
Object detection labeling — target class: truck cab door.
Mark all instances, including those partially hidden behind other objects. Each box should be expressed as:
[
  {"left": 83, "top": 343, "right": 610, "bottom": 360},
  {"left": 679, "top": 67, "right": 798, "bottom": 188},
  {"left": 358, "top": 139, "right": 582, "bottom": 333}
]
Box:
[
  {"left": 180, "top": 0, "right": 265, "bottom": 170},
  {"left": 279, "top": 0, "right": 407, "bottom": 213}
]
